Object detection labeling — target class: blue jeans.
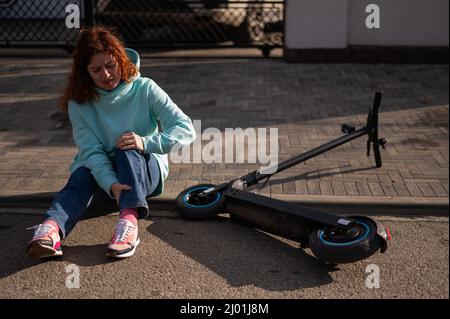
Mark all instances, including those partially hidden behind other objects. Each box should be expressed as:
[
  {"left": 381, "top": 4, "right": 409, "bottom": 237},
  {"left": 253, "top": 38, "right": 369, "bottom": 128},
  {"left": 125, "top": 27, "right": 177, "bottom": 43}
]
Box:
[{"left": 44, "top": 149, "right": 161, "bottom": 238}]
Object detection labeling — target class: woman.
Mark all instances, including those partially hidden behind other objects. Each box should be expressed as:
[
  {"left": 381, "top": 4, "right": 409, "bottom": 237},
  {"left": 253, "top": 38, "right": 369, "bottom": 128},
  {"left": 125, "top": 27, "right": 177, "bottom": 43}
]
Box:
[{"left": 27, "top": 26, "right": 196, "bottom": 259}]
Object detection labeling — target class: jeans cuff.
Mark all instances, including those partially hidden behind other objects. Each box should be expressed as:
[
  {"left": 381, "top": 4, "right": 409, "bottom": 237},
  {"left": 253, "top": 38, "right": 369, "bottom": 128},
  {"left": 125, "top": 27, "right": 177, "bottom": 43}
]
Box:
[{"left": 119, "top": 200, "right": 149, "bottom": 219}]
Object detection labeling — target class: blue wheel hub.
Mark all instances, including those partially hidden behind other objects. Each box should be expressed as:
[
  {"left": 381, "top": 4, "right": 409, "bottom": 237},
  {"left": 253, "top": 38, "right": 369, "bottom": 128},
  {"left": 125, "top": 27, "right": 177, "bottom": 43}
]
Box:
[
  {"left": 319, "top": 221, "right": 370, "bottom": 246},
  {"left": 182, "top": 186, "right": 221, "bottom": 208}
]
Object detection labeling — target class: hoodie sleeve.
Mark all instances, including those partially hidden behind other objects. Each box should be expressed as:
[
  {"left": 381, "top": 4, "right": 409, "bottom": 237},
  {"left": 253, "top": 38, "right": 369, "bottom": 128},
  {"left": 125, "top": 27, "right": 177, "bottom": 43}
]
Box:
[
  {"left": 141, "top": 80, "right": 196, "bottom": 155},
  {"left": 68, "top": 102, "right": 119, "bottom": 197}
]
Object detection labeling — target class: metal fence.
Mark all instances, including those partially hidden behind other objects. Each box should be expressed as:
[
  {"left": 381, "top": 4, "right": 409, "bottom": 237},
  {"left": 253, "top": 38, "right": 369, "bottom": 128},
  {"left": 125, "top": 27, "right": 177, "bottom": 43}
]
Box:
[
  {"left": 0, "top": 0, "right": 284, "bottom": 51},
  {"left": 0, "top": 0, "right": 84, "bottom": 45}
]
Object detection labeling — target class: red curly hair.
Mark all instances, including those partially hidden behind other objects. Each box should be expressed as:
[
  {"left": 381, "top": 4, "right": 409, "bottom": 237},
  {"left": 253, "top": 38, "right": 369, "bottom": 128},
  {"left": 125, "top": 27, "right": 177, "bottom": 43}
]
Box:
[{"left": 59, "top": 26, "right": 138, "bottom": 112}]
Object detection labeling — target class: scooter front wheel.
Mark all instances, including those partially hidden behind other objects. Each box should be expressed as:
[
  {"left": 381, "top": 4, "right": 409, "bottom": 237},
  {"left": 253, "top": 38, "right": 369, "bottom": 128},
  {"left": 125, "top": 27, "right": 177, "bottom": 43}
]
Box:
[
  {"left": 309, "top": 216, "right": 382, "bottom": 264},
  {"left": 175, "top": 184, "right": 226, "bottom": 220}
]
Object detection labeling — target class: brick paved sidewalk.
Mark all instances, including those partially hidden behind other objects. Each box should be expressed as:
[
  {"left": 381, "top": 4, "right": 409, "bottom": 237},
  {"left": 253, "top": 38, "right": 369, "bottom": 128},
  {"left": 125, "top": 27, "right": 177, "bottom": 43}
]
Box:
[{"left": 0, "top": 57, "right": 448, "bottom": 212}]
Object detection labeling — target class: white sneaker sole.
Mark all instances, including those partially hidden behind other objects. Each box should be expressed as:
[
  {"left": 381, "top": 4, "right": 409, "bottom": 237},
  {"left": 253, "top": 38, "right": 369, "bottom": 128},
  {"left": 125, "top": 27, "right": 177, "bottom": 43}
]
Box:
[
  {"left": 27, "top": 241, "right": 63, "bottom": 259},
  {"left": 106, "top": 238, "right": 140, "bottom": 259}
]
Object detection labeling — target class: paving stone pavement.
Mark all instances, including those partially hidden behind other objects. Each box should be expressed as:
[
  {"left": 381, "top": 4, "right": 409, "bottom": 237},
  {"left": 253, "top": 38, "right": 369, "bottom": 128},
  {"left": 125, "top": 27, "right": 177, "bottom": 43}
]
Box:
[{"left": 0, "top": 56, "right": 448, "bottom": 208}]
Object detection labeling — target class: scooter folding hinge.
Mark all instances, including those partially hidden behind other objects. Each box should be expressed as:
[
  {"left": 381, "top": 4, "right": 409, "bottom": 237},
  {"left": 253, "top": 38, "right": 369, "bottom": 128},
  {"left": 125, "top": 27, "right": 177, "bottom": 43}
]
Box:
[
  {"left": 231, "top": 179, "right": 247, "bottom": 190},
  {"left": 198, "top": 180, "right": 235, "bottom": 197}
]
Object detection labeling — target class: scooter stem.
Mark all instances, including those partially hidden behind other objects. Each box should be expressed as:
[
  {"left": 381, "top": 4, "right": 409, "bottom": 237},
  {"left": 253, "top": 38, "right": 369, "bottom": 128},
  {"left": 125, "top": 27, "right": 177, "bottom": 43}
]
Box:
[
  {"left": 200, "top": 91, "right": 385, "bottom": 195},
  {"left": 366, "top": 91, "right": 385, "bottom": 168}
]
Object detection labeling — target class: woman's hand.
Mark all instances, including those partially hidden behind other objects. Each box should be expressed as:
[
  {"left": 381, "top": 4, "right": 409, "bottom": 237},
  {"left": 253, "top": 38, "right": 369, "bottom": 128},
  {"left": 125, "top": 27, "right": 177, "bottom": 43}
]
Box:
[
  {"left": 110, "top": 183, "right": 132, "bottom": 204},
  {"left": 116, "top": 131, "right": 144, "bottom": 153}
]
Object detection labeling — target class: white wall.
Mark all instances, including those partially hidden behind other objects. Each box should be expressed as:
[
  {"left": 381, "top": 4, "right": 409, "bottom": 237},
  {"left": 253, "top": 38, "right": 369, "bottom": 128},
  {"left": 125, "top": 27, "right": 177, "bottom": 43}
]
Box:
[
  {"left": 285, "top": 0, "right": 449, "bottom": 48},
  {"left": 348, "top": 0, "right": 449, "bottom": 46}
]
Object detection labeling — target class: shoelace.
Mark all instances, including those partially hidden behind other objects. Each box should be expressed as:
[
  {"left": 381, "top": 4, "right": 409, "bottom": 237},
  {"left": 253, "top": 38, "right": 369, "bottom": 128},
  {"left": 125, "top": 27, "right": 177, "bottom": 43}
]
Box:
[
  {"left": 112, "top": 222, "right": 135, "bottom": 243},
  {"left": 26, "top": 224, "right": 54, "bottom": 239}
]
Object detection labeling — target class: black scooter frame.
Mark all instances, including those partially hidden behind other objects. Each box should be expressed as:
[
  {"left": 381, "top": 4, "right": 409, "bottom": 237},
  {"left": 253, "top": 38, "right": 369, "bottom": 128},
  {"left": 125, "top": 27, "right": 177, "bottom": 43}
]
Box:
[{"left": 191, "top": 92, "right": 389, "bottom": 249}]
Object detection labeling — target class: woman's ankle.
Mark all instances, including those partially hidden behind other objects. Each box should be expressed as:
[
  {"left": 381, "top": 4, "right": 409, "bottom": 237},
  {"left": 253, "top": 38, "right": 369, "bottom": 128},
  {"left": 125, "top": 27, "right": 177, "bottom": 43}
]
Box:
[
  {"left": 43, "top": 219, "right": 60, "bottom": 232},
  {"left": 119, "top": 208, "right": 138, "bottom": 225}
]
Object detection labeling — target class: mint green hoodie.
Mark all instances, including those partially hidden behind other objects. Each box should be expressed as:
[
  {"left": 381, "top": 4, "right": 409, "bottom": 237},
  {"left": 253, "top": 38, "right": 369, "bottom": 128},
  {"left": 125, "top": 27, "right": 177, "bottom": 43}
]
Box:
[{"left": 68, "top": 48, "right": 196, "bottom": 197}]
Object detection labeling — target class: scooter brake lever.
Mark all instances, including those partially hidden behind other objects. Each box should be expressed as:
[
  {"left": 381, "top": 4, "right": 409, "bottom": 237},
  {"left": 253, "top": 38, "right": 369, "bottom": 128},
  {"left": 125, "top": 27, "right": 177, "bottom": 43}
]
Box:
[{"left": 378, "top": 138, "right": 387, "bottom": 149}]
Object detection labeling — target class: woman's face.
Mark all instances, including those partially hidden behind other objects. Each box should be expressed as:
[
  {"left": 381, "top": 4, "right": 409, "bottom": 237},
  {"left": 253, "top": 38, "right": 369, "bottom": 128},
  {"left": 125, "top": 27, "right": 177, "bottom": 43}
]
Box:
[{"left": 87, "top": 52, "right": 122, "bottom": 91}]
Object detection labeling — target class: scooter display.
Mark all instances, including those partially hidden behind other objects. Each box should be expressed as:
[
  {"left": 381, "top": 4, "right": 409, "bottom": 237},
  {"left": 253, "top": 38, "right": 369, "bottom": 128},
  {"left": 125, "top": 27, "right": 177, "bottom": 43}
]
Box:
[{"left": 175, "top": 91, "right": 390, "bottom": 264}]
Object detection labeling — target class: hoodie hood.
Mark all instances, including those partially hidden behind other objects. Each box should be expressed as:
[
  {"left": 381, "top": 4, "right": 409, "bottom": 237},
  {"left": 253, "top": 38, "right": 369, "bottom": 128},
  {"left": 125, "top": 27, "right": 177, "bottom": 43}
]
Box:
[{"left": 125, "top": 48, "right": 140, "bottom": 71}]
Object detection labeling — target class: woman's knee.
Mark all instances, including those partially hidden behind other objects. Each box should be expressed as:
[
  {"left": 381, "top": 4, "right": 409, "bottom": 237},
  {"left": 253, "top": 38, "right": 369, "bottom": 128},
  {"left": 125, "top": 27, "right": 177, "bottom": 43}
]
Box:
[
  {"left": 114, "top": 148, "right": 142, "bottom": 163},
  {"left": 56, "top": 167, "right": 98, "bottom": 206}
]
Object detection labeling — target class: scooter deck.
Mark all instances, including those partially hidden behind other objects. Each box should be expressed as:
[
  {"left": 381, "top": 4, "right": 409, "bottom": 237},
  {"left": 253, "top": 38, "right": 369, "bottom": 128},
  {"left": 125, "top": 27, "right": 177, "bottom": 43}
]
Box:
[{"left": 224, "top": 188, "right": 355, "bottom": 245}]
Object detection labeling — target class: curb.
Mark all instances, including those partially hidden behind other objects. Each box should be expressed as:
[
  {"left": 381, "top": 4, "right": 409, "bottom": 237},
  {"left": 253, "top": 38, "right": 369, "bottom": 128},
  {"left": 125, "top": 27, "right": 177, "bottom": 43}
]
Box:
[{"left": 0, "top": 192, "right": 448, "bottom": 217}]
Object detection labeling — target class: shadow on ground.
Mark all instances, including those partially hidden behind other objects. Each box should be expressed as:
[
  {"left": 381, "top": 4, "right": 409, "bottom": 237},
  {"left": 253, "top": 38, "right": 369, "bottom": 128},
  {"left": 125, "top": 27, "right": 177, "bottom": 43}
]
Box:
[
  {"left": 0, "top": 213, "right": 337, "bottom": 292},
  {"left": 0, "top": 60, "right": 448, "bottom": 147},
  {"left": 146, "top": 216, "right": 337, "bottom": 291}
]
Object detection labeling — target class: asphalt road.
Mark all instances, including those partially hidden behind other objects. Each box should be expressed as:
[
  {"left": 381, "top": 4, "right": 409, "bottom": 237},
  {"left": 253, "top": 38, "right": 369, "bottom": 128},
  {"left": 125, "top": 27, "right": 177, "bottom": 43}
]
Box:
[{"left": 0, "top": 211, "right": 448, "bottom": 299}]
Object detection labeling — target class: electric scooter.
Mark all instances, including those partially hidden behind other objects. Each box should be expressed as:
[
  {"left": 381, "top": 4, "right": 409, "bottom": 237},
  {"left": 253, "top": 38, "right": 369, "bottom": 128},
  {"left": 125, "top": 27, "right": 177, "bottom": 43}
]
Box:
[{"left": 175, "top": 92, "right": 390, "bottom": 264}]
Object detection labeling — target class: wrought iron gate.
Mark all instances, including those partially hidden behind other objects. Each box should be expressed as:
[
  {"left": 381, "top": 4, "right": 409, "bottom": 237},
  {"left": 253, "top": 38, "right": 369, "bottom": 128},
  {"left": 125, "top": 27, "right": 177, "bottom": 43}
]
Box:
[{"left": 0, "top": 0, "right": 284, "bottom": 51}]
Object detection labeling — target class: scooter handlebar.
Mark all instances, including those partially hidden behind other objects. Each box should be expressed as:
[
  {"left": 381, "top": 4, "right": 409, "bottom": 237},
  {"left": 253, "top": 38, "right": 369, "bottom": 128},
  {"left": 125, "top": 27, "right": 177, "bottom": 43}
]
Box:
[
  {"left": 372, "top": 91, "right": 382, "bottom": 114},
  {"left": 367, "top": 91, "right": 385, "bottom": 168}
]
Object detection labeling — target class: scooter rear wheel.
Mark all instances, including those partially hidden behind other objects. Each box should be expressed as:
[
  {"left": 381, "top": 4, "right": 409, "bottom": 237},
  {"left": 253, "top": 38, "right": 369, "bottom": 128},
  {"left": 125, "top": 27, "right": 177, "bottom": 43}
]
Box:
[
  {"left": 175, "top": 184, "right": 226, "bottom": 220},
  {"left": 309, "top": 216, "right": 382, "bottom": 264}
]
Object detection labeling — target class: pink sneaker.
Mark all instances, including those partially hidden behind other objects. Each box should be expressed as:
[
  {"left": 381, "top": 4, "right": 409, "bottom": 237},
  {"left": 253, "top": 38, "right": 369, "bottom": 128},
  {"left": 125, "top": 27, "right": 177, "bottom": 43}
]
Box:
[
  {"left": 106, "top": 219, "right": 140, "bottom": 258},
  {"left": 27, "top": 223, "right": 62, "bottom": 258}
]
